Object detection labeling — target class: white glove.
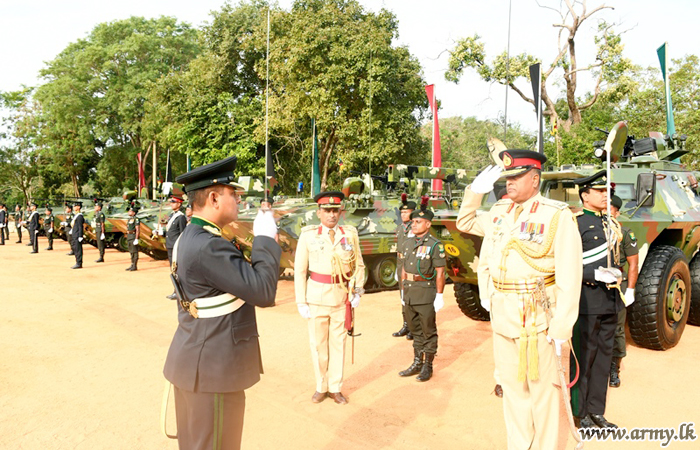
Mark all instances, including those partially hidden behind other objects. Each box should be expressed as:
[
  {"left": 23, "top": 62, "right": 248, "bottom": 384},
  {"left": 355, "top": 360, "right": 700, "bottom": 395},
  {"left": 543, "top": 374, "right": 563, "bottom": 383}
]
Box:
[
  {"left": 594, "top": 267, "right": 622, "bottom": 284},
  {"left": 297, "top": 303, "right": 311, "bottom": 319},
  {"left": 480, "top": 296, "right": 491, "bottom": 312},
  {"left": 68, "top": 230, "right": 72, "bottom": 235},
  {"left": 78, "top": 237, "right": 83, "bottom": 242},
  {"left": 100, "top": 233, "right": 105, "bottom": 240},
  {"left": 434, "top": 293, "right": 444, "bottom": 312},
  {"left": 253, "top": 209, "right": 277, "bottom": 239},
  {"left": 35, "top": 230, "right": 39, "bottom": 234},
  {"left": 623, "top": 288, "right": 635, "bottom": 307},
  {"left": 49, "top": 228, "right": 53, "bottom": 233},
  {"left": 133, "top": 238, "right": 139, "bottom": 245},
  {"left": 60, "top": 221, "right": 67, "bottom": 226},
  {"left": 350, "top": 294, "right": 360, "bottom": 308},
  {"left": 470, "top": 165, "right": 504, "bottom": 194},
  {"left": 546, "top": 334, "right": 566, "bottom": 357}
]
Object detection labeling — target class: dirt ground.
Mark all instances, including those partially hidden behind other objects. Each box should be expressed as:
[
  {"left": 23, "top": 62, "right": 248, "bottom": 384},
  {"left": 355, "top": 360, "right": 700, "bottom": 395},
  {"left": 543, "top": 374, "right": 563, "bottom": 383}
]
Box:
[{"left": 2, "top": 232, "right": 700, "bottom": 449}]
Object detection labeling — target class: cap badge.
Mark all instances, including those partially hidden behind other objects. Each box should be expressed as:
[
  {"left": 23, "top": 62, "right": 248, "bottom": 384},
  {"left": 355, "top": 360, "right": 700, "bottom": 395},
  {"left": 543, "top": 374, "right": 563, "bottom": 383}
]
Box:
[{"left": 502, "top": 152, "right": 513, "bottom": 167}]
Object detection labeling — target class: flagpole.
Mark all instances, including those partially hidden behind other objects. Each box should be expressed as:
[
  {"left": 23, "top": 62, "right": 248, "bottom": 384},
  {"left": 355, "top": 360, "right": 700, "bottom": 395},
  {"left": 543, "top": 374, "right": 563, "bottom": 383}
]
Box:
[{"left": 264, "top": 8, "right": 270, "bottom": 203}]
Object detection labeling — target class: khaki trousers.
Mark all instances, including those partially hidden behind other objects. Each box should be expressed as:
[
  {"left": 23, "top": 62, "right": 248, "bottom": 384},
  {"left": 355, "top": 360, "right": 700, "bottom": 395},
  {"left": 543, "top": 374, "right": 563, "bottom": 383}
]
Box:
[
  {"left": 308, "top": 303, "right": 347, "bottom": 393},
  {"left": 493, "top": 331, "right": 560, "bottom": 450}
]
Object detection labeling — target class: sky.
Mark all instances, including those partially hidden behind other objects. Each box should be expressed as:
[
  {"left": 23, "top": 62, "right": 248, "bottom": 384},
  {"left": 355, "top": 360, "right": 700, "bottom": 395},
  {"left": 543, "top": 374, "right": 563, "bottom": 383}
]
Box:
[{"left": 1, "top": 0, "right": 699, "bottom": 133}]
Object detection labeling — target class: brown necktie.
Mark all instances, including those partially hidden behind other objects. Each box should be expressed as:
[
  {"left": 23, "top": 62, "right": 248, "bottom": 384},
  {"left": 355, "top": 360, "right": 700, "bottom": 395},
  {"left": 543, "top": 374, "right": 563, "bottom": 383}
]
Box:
[
  {"left": 514, "top": 205, "right": 524, "bottom": 221},
  {"left": 329, "top": 229, "right": 336, "bottom": 243}
]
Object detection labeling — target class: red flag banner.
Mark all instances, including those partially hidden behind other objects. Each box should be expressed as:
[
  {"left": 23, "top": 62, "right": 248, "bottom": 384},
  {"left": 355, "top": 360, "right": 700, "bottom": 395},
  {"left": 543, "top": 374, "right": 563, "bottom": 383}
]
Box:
[
  {"left": 425, "top": 85, "right": 442, "bottom": 192},
  {"left": 136, "top": 153, "right": 146, "bottom": 193}
]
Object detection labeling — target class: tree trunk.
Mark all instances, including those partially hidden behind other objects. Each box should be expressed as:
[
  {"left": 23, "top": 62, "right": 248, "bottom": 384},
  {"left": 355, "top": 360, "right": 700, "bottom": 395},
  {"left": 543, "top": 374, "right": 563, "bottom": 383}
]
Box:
[
  {"left": 72, "top": 173, "right": 80, "bottom": 197},
  {"left": 320, "top": 128, "right": 337, "bottom": 191}
]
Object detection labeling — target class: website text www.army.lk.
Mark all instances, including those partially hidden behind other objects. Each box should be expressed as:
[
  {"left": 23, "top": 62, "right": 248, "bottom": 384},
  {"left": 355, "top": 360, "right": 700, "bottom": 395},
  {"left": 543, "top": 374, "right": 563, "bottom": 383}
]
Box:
[{"left": 579, "top": 422, "right": 697, "bottom": 446}]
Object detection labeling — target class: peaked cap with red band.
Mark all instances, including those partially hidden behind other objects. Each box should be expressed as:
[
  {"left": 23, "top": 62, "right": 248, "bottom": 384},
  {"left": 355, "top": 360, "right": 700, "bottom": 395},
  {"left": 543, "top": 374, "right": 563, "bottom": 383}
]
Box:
[
  {"left": 169, "top": 195, "right": 184, "bottom": 203},
  {"left": 313, "top": 191, "right": 344, "bottom": 208},
  {"left": 498, "top": 149, "right": 547, "bottom": 177}
]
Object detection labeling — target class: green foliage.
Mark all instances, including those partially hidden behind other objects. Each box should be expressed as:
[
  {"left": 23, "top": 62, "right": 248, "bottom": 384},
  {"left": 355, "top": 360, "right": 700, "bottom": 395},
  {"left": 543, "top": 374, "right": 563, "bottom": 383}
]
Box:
[{"left": 35, "top": 16, "right": 200, "bottom": 197}]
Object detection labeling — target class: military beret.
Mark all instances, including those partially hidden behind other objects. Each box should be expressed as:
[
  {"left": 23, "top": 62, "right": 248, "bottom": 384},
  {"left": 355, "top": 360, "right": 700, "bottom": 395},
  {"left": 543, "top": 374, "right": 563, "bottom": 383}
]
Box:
[
  {"left": 400, "top": 193, "right": 416, "bottom": 211},
  {"left": 176, "top": 156, "right": 245, "bottom": 194},
  {"left": 314, "top": 191, "right": 344, "bottom": 209},
  {"left": 499, "top": 149, "right": 547, "bottom": 177},
  {"left": 410, "top": 195, "right": 434, "bottom": 221},
  {"left": 610, "top": 195, "right": 622, "bottom": 209}
]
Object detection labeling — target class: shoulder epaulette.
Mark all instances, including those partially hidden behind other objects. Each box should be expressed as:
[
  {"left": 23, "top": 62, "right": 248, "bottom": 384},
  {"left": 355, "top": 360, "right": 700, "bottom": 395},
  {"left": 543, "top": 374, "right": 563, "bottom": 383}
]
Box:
[
  {"left": 340, "top": 224, "right": 358, "bottom": 235},
  {"left": 301, "top": 224, "right": 317, "bottom": 233},
  {"left": 574, "top": 210, "right": 584, "bottom": 217},
  {"left": 494, "top": 199, "right": 511, "bottom": 206},
  {"left": 540, "top": 197, "right": 569, "bottom": 210}
]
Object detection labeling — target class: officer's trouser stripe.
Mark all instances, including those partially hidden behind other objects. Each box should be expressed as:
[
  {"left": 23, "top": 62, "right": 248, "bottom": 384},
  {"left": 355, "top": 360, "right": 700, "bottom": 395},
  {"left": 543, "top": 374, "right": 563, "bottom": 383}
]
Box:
[{"left": 213, "top": 393, "right": 224, "bottom": 450}]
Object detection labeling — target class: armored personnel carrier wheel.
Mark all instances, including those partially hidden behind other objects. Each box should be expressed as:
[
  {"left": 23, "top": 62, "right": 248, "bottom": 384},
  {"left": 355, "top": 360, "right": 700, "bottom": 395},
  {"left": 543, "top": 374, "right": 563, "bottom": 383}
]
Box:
[
  {"left": 372, "top": 255, "right": 398, "bottom": 290},
  {"left": 628, "top": 245, "right": 690, "bottom": 350},
  {"left": 117, "top": 234, "right": 129, "bottom": 252},
  {"left": 687, "top": 254, "right": 700, "bottom": 326},
  {"left": 455, "top": 282, "right": 490, "bottom": 322}
]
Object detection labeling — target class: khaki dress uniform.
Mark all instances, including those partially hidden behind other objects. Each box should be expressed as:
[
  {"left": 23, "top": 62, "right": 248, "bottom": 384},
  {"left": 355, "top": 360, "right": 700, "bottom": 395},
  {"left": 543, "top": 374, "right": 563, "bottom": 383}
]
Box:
[
  {"left": 457, "top": 190, "right": 582, "bottom": 450},
  {"left": 294, "top": 224, "right": 365, "bottom": 394}
]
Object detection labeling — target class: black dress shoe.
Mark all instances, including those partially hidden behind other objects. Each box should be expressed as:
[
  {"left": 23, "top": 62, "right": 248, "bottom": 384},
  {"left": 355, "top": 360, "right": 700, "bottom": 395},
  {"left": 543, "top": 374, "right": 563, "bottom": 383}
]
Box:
[
  {"left": 166, "top": 293, "right": 177, "bottom": 300},
  {"left": 125, "top": 267, "right": 134, "bottom": 271},
  {"left": 494, "top": 384, "right": 503, "bottom": 398},
  {"left": 406, "top": 332, "right": 414, "bottom": 340},
  {"left": 30, "top": 251, "right": 38, "bottom": 254},
  {"left": 590, "top": 414, "right": 617, "bottom": 428},
  {"left": 95, "top": 259, "right": 104, "bottom": 263},
  {"left": 576, "top": 415, "right": 597, "bottom": 429},
  {"left": 66, "top": 252, "right": 74, "bottom": 255},
  {"left": 71, "top": 264, "right": 82, "bottom": 269}
]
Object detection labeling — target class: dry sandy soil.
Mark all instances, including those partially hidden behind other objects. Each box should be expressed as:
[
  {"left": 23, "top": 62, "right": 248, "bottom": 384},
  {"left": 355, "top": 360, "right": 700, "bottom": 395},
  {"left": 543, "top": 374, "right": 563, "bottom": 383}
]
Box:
[{"left": 2, "top": 232, "right": 699, "bottom": 449}]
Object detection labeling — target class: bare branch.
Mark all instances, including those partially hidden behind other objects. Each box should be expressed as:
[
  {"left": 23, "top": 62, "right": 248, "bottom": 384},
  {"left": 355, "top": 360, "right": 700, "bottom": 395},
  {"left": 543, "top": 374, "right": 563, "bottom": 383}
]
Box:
[{"left": 562, "top": 61, "right": 603, "bottom": 77}]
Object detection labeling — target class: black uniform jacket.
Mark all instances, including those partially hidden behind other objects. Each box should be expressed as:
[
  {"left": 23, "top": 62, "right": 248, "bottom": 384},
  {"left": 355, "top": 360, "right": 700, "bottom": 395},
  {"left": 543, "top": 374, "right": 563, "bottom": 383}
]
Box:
[
  {"left": 165, "top": 211, "right": 188, "bottom": 250},
  {"left": 72, "top": 214, "right": 84, "bottom": 243},
  {"left": 28, "top": 211, "right": 40, "bottom": 233},
  {"left": 577, "top": 210, "right": 622, "bottom": 315},
  {"left": 44, "top": 214, "right": 54, "bottom": 232},
  {"left": 163, "top": 221, "right": 281, "bottom": 393}
]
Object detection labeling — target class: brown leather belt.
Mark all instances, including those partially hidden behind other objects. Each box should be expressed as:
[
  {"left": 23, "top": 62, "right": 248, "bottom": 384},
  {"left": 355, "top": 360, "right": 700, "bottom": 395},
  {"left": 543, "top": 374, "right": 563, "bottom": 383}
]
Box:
[
  {"left": 492, "top": 274, "right": 556, "bottom": 293},
  {"left": 310, "top": 271, "right": 346, "bottom": 284},
  {"left": 407, "top": 273, "right": 431, "bottom": 282}
]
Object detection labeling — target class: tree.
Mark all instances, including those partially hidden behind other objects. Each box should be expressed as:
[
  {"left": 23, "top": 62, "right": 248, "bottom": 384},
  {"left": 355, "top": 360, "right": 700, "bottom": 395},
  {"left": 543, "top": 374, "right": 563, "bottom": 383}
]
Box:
[
  {"left": 35, "top": 16, "right": 200, "bottom": 196},
  {"left": 424, "top": 116, "right": 535, "bottom": 170},
  {"left": 445, "top": 1, "right": 630, "bottom": 135},
  {"left": 0, "top": 88, "right": 40, "bottom": 205}
]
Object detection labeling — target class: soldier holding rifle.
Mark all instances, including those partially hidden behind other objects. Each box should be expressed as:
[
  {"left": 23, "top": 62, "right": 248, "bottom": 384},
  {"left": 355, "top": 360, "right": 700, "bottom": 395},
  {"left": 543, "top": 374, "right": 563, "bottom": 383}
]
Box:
[{"left": 456, "top": 150, "right": 582, "bottom": 449}]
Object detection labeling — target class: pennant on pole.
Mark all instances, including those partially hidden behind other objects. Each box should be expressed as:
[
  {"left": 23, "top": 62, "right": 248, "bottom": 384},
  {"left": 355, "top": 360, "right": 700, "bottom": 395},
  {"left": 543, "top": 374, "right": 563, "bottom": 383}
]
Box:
[
  {"left": 529, "top": 63, "right": 544, "bottom": 154},
  {"left": 136, "top": 153, "right": 146, "bottom": 193},
  {"left": 657, "top": 42, "right": 676, "bottom": 137},
  {"left": 425, "top": 84, "right": 443, "bottom": 192}
]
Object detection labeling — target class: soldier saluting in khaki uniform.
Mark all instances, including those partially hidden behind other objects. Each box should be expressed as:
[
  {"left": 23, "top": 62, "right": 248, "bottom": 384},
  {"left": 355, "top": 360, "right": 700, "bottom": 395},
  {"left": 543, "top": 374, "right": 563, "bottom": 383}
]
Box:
[
  {"left": 457, "top": 150, "right": 582, "bottom": 450},
  {"left": 294, "top": 191, "right": 365, "bottom": 405}
]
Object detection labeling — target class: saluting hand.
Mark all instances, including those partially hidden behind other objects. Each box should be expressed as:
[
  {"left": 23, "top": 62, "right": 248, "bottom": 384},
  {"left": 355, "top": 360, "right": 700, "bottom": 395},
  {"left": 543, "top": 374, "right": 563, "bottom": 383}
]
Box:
[
  {"left": 470, "top": 165, "right": 504, "bottom": 194},
  {"left": 253, "top": 209, "right": 278, "bottom": 240}
]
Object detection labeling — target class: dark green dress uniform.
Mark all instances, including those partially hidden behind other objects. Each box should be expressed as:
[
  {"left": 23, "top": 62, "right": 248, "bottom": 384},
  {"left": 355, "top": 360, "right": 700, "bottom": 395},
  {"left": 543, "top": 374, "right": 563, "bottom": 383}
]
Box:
[
  {"left": 3, "top": 206, "right": 8, "bottom": 241},
  {"left": 612, "top": 226, "right": 638, "bottom": 358},
  {"left": 65, "top": 209, "right": 75, "bottom": 255},
  {"left": 94, "top": 209, "right": 106, "bottom": 262},
  {"left": 0, "top": 207, "right": 5, "bottom": 245},
  {"left": 163, "top": 156, "right": 281, "bottom": 450},
  {"left": 401, "top": 231, "right": 446, "bottom": 357},
  {"left": 28, "top": 206, "right": 40, "bottom": 253},
  {"left": 393, "top": 195, "right": 416, "bottom": 338},
  {"left": 14, "top": 209, "right": 22, "bottom": 243},
  {"left": 44, "top": 211, "right": 55, "bottom": 250},
  {"left": 71, "top": 208, "right": 85, "bottom": 268},
  {"left": 126, "top": 213, "right": 140, "bottom": 271}
]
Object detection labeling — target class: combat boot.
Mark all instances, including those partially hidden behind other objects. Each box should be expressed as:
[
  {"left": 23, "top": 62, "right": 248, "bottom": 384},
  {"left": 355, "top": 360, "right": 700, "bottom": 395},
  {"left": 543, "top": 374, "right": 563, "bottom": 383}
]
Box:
[
  {"left": 399, "top": 349, "right": 423, "bottom": 377},
  {"left": 417, "top": 353, "right": 434, "bottom": 382},
  {"left": 609, "top": 357, "right": 621, "bottom": 388},
  {"left": 392, "top": 322, "right": 410, "bottom": 337}
]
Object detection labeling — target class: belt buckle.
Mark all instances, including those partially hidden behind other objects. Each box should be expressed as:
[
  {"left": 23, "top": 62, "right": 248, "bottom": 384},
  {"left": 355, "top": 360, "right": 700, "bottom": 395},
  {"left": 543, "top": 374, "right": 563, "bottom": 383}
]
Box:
[{"left": 180, "top": 300, "right": 199, "bottom": 319}]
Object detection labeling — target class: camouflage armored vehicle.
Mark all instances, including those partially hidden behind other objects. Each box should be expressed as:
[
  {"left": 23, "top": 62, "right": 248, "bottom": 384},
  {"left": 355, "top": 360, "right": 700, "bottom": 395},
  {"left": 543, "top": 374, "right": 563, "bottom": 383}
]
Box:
[
  {"left": 225, "top": 167, "right": 475, "bottom": 290},
  {"left": 106, "top": 202, "right": 169, "bottom": 260},
  {"left": 441, "top": 122, "right": 699, "bottom": 350}
]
